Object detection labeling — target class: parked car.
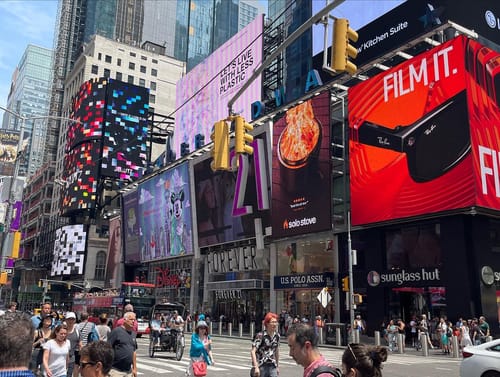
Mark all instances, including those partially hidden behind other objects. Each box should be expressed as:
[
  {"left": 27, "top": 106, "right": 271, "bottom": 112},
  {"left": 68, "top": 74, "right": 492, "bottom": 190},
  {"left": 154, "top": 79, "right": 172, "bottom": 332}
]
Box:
[
  {"left": 136, "top": 318, "right": 149, "bottom": 338},
  {"left": 460, "top": 338, "right": 500, "bottom": 377}
]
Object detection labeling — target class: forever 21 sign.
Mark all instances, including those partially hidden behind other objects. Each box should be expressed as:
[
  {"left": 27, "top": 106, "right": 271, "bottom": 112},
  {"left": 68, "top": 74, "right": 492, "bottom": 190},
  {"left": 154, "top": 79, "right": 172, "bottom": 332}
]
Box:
[{"left": 207, "top": 246, "right": 258, "bottom": 273}]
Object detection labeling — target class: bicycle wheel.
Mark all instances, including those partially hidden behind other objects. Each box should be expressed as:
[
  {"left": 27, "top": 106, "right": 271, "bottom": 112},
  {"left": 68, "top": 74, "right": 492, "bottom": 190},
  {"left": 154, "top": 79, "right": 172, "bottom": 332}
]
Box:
[
  {"left": 149, "top": 338, "right": 155, "bottom": 358},
  {"left": 175, "top": 335, "right": 184, "bottom": 361}
]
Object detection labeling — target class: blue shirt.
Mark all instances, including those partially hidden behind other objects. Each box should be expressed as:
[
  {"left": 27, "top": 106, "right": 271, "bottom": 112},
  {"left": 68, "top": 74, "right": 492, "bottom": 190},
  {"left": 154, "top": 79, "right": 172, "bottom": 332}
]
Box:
[{"left": 0, "top": 370, "right": 37, "bottom": 377}]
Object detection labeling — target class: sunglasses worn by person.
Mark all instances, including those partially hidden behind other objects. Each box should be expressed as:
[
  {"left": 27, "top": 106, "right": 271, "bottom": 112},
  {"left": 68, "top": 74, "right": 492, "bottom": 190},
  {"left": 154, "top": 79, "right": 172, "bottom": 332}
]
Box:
[
  {"left": 355, "top": 91, "right": 470, "bottom": 183},
  {"left": 80, "top": 361, "right": 97, "bottom": 368}
]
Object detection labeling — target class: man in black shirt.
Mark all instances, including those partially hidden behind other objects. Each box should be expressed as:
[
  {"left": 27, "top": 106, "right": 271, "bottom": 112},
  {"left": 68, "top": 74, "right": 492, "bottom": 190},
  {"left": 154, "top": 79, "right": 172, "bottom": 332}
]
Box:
[{"left": 108, "top": 311, "right": 137, "bottom": 377}]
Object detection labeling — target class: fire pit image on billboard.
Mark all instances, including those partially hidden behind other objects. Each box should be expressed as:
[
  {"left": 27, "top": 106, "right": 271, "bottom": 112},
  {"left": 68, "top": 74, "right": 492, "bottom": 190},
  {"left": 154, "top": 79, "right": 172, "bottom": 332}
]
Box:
[{"left": 355, "top": 90, "right": 470, "bottom": 183}]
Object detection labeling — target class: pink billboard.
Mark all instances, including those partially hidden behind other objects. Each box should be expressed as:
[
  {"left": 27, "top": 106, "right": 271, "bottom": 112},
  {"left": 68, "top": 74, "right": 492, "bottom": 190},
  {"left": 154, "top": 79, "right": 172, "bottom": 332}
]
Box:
[{"left": 174, "top": 14, "right": 264, "bottom": 157}]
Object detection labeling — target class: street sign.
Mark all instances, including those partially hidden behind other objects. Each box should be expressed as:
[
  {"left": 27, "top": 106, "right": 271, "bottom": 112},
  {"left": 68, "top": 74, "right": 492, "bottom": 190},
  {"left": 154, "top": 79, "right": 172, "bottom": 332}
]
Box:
[{"left": 317, "top": 287, "right": 331, "bottom": 308}]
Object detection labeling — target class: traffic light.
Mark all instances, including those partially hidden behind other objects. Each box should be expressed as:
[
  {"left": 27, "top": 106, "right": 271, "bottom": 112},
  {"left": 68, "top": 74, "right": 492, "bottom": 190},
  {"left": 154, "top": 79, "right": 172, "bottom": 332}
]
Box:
[
  {"left": 180, "top": 142, "right": 190, "bottom": 157},
  {"left": 234, "top": 116, "right": 254, "bottom": 155},
  {"left": 210, "top": 121, "right": 230, "bottom": 171},
  {"left": 353, "top": 294, "right": 363, "bottom": 305},
  {"left": 38, "top": 280, "right": 43, "bottom": 288},
  {"left": 0, "top": 271, "right": 7, "bottom": 285},
  {"left": 332, "top": 18, "right": 358, "bottom": 75},
  {"left": 341, "top": 276, "right": 349, "bottom": 292}
]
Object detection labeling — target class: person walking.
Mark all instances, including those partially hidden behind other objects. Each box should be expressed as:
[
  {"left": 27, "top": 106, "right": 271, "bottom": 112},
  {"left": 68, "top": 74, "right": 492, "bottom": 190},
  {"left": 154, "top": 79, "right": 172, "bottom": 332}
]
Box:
[
  {"left": 460, "top": 320, "right": 473, "bottom": 348},
  {"left": 63, "top": 312, "right": 79, "bottom": 377},
  {"left": 32, "top": 315, "right": 54, "bottom": 373},
  {"left": 286, "top": 323, "right": 340, "bottom": 377},
  {"left": 114, "top": 305, "right": 138, "bottom": 333},
  {"left": 32, "top": 302, "right": 53, "bottom": 329},
  {"left": 341, "top": 343, "right": 388, "bottom": 377},
  {"left": 79, "top": 341, "right": 114, "bottom": 377},
  {"left": 96, "top": 314, "right": 111, "bottom": 341},
  {"left": 251, "top": 312, "right": 280, "bottom": 377},
  {"left": 0, "top": 311, "right": 39, "bottom": 377},
  {"left": 188, "top": 319, "right": 214, "bottom": 376},
  {"left": 42, "top": 324, "right": 71, "bottom": 377},
  {"left": 108, "top": 311, "right": 137, "bottom": 377}
]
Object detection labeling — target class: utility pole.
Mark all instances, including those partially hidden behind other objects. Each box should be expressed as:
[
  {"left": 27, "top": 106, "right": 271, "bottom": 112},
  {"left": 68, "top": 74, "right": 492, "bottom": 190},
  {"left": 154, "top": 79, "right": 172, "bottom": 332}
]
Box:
[{"left": 347, "top": 211, "right": 355, "bottom": 342}]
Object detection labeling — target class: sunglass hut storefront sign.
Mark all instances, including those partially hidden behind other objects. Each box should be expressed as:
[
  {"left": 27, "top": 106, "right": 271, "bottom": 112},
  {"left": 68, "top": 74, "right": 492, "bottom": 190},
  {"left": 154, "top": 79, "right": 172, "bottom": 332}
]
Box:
[{"left": 367, "top": 268, "right": 441, "bottom": 287}]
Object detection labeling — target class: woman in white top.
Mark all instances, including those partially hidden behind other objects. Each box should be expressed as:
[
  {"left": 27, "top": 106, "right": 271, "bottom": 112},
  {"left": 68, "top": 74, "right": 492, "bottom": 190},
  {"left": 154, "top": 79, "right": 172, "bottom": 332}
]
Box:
[
  {"left": 96, "top": 314, "right": 111, "bottom": 341},
  {"left": 43, "top": 324, "right": 71, "bottom": 377},
  {"left": 460, "top": 320, "right": 473, "bottom": 348}
]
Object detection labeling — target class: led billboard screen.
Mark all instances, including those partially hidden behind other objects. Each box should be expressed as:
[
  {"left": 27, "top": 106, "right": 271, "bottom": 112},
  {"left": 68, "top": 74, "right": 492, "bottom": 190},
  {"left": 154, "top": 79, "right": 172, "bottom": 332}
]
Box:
[
  {"left": 106, "top": 216, "right": 122, "bottom": 288},
  {"left": 0, "top": 130, "right": 20, "bottom": 176},
  {"left": 101, "top": 79, "right": 149, "bottom": 180},
  {"left": 51, "top": 224, "right": 87, "bottom": 276},
  {"left": 137, "top": 162, "right": 194, "bottom": 261},
  {"left": 174, "top": 14, "right": 263, "bottom": 157},
  {"left": 348, "top": 36, "right": 481, "bottom": 226},
  {"left": 123, "top": 189, "right": 140, "bottom": 263},
  {"left": 194, "top": 130, "right": 271, "bottom": 248},
  {"left": 271, "top": 91, "right": 331, "bottom": 238}
]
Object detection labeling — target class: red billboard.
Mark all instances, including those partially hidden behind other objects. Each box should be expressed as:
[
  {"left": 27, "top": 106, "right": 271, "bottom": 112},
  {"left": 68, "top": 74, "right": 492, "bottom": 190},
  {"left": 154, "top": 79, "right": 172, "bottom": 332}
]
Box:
[{"left": 348, "top": 35, "right": 499, "bottom": 225}]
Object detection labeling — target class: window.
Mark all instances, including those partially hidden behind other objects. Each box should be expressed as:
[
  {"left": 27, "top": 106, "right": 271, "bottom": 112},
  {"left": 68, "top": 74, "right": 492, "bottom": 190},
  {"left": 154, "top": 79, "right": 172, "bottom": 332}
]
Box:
[
  {"left": 139, "top": 78, "right": 145, "bottom": 87},
  {"left": 152, "top": 59, "right": 158, "bottom": 64},
  {"left": 128, "top": 75, "right": 134, "bottom": 84},
  {"left": 117, "top": 58, "right": 122, "bottom": 66},
  {"left": 116, "top": 72, "right": 122, "bottom": 81},
  {"left": 140, "top": 65, "right": 146, "bottom": 73},
  {"left": 129, "top": 62, "right": 135, "bottom": 70},
  {"left": 91, "top": 65, "right": 98, "bottom": 74},
  {"left": 130, "top": 52, "right": 136, "bottom": 57},
  {"left": 94, "top": 251, "right": 106, "bottom": 280},
  {"left": 98, "top": 52, "right": 102, "bottom": 60},
  {"left": 151, "top": 68, "right": 158, "bottom": 77},
  {"left": 103, "top": 68, "right": 110, "bottom": 78},
  {"left": 141, "top": 55, "right": 147, "bottom": 61},
  {"left": 150, "top": 81, "right": 156, "bottom": 91},
  {"left": 105, "top": 55, "right": 112, "bottom": 63},
  {"left": 150, "top": 94, "right": 156, "bottom": 103}
]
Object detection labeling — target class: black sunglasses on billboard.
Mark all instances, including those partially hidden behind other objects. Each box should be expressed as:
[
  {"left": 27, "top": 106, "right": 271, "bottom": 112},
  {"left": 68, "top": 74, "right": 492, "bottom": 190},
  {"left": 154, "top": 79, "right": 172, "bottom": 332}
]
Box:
[{"left": 354, "top": 90, "right": 470, "bottom": 182}]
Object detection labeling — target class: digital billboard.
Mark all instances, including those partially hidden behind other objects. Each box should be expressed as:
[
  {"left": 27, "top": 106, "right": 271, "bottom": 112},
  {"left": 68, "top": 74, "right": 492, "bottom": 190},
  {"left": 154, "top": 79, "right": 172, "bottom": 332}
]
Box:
[
  {"left": 122, "top": 189, "right": 140, "bottom": 263},
  {"left": 193, "top": 130, "right": 271, "bottom": 248},
  {"left": 106, "top": 216, "right": 122, "bottom": 288},
  {"left": 51, "top": 224, "right": 87, "bottom": 276},
  {"left": 348, "top": 35, "right": 482, "bottom": 226},
  {"left": 0, "top": 130, "right": 20, "bottom": 176},
  {"left": 61, "top": 141, "right": 100, "bottom": 213},
  {"left": 136, "top": 162, "right": 193, "bottom": 261},
  {"left": 174, "top": 14, "right": 263, "bottom": 157},
  {"left": 271, "top": 91, "right": 331, "bottom": 238},
  {"left": 67, "top": 78, "right": 106, "bottom": 148},
  {"left": 101, "top": 79, "right": 149, "bottom": 180}
]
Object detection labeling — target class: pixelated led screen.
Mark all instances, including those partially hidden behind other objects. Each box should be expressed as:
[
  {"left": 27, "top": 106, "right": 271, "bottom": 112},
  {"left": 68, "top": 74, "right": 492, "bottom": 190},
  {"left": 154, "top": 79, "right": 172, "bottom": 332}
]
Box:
[
  {"left": 67, "top": 78, "right": 107, "bottom": 148},
  {"left": 51, "top": 224, "right": 87, "bottom": 276},
  {"left": 101, "top": 79, "right": 149, "bottom": 180},
  {"left": 61, "top": 141, "right": 100, "bottom": 214}
]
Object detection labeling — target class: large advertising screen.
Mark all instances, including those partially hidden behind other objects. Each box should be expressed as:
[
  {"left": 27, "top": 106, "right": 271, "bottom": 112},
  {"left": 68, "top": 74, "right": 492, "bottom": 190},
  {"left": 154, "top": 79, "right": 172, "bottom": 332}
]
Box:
[
  {"left": 61, "top": 141, "right": 100, "bottom": 213},
  {"left": 105, "top": 216, "right": 122, "bottom": 288},
  {"left": 123, "top": 189, "right": 140, "bottom": 263},
  {"left": 174, "top": 14, "right": 263, "bottom": 157},
  {"left": 193, "top": 131, "right": 271, "bottom": 248},
  {"left": 136, "top": 162, "right": 194, "bottom": 262},
  {"left": 51, "top": 224, "right": 87, "bottom": 276},
  {"left": 271, "top": 91, "right": 331, "bottom": 238},
  {"left": 348, "top": 36, "right": 477, "bottom": 226},
  {"left": 101, "top": 79, "right": 149, "bottom": 180},
  {"left": 0, "top": 130, "right": 20, "bottom": 176}
]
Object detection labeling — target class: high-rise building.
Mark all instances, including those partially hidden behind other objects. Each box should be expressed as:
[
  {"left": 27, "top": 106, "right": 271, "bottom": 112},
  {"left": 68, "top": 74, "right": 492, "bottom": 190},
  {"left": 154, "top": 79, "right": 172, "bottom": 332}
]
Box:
[{"left": 1, "top": 44, "right": 53, "bottom": 177}]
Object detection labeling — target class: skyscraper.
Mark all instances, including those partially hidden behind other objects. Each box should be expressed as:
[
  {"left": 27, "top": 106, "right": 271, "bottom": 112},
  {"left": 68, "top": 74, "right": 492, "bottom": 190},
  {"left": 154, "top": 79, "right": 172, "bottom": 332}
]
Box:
[{"left": 1, "top": 44, "right": 53, "bottom": 177}]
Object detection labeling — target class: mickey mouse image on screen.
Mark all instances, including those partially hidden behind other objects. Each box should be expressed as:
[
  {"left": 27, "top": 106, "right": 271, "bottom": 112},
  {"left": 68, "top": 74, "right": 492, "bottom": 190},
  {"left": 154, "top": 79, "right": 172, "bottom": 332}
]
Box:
[
  {"left": 353, "top": 91, "right": 470, "bottom": 183},
  {"left": 169, "top": 189, "right": 187, "bottom": 256}
]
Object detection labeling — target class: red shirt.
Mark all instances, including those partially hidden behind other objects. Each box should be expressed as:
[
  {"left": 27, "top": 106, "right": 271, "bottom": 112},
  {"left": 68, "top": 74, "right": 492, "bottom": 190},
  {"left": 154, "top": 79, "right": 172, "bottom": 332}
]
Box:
[
  {"left": 114, "top": 317, "right": 138, "bottom": 332},
  {"left": 304, "top": 355, "right": 335, "bottom": 377}
]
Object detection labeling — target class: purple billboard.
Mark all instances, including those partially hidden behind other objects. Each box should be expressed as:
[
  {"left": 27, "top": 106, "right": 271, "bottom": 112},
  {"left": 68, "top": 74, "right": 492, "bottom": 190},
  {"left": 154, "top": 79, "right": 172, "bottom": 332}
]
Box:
[{"left": 174, "top": 14, "right": 264, "bottom": 157}]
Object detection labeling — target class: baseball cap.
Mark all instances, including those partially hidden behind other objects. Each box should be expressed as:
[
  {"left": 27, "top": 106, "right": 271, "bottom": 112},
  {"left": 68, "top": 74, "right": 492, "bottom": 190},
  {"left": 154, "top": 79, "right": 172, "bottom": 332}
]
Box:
[{"left": 65, "top": 311, "right": 76, "bottom": 319}]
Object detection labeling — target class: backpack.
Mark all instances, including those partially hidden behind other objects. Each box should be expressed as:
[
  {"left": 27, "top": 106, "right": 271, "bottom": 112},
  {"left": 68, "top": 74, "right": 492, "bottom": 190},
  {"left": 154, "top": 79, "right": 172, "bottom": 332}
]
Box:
[
  {"left": 310, "top": 365, "right": 342, "bottom": 377},
  {"left": 88, "top": 324, "right": 99, "bottom": 343}
]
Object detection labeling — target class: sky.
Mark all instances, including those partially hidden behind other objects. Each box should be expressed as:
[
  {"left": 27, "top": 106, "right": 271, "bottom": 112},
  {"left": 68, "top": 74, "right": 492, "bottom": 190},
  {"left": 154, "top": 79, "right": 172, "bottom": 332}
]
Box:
[
  {"left": 0, "top": 0, "right": 58, "bottom": 111},
  {"left": 0, "top": 0, "right": 402, "bottom": 119}
]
